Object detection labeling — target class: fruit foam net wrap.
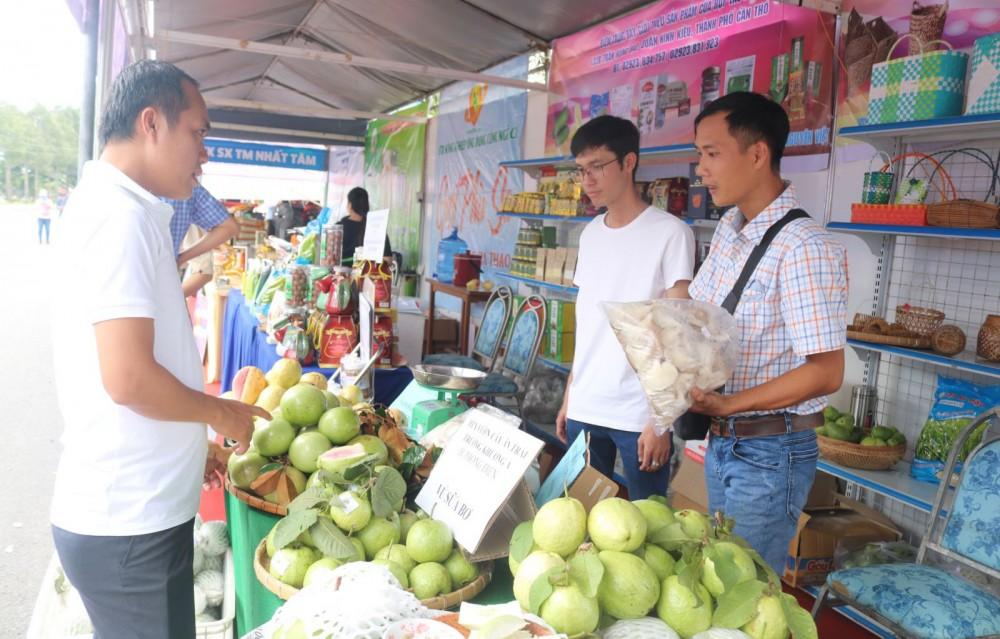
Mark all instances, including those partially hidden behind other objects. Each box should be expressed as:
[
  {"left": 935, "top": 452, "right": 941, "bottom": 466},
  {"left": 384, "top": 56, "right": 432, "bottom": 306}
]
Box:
[{"left": 603, "top": 299, "right": 739, "bottom": 435}]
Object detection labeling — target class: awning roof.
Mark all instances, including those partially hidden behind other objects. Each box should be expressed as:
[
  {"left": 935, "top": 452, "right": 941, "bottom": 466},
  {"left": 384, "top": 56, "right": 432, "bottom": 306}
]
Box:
[{"left": 111, "top": 0, "right": 654, "bottom": 145}]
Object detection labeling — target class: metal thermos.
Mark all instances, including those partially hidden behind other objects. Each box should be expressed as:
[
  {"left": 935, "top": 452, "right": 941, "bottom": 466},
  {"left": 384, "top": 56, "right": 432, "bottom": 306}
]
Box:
[{"left": 850, "top": 385, "right": 878, "bottom": 431}]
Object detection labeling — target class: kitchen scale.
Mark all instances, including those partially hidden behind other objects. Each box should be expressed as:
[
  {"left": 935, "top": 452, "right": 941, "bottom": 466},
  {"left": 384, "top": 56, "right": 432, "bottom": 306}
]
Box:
[{"left": 407, "top": 365, "right": 487, "bottom": 439}]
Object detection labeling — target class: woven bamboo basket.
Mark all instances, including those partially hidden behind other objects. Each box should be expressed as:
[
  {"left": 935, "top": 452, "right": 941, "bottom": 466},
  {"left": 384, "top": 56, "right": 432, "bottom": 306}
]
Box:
[
  {"left": 927, "top": 200, "right": 1000, "bottom": 228},
  {"left": 254, "top": 540, "right": 494, "bottom": 609},
  {"left": 895, "top": 305, "right": 945, "bottom": 336},
  {"left": 930, "top": 325, "right": 966, "bottom": 356},
  {"left": 977, "top": 315, "right": 1000, "bottom": 362},
  {"left": 817, "top": 434, "right": 905, "bottom": 470},
  {"left": 225, "top": 476, "right": 288, "bottom": 516}
]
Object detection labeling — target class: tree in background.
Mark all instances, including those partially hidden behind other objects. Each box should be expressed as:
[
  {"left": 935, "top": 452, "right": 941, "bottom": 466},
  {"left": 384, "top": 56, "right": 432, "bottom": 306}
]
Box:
[{"left": 0, "top": 103, "right": 79, "bottom": 200}]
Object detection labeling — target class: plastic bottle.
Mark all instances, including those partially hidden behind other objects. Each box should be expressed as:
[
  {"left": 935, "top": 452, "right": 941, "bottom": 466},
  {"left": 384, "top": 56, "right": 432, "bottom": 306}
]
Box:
[{"left": 435, "top": 228, "right": 468, "bottom": 283}]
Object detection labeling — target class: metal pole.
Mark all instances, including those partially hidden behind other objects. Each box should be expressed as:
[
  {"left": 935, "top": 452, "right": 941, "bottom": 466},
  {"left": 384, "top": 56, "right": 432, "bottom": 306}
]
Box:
[{"left": 77, "top": 0, "right": 100, "bottom": 179}]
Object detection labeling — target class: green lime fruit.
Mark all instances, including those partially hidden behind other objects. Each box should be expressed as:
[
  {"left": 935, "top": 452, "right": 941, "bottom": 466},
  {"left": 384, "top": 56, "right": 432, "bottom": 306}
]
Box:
[
  {"left": 251, "top": 417, "right": 296, "bottom": 457},
  {"left": 356, "top": 517, "right": 401, "bottom": 559},
  {"left": 633, "top": 499, "right": 676, "bottom": 534},
  {"left": 888, "top": 433, "right": 906, "bottom": 446},
  {"left": 318, "top": 406, "right": 361, "bottom": 445},
  {"left": 824, "top": 424, "right": 850, "bottom": 441},
  {"left": 533, "top": 496, "right": 587, "bottom": 557},
  {"left": 589, "top": 498, "right": 648, "bottom": 552},
  {"left": 329, "top": 490, "right": 372, "bottom": 532},
  {"left": 348, "top": 434, "right": 389, "bottom": 467},
  {"left": 835, "top": 414, "right": 855, "bottom": 429},
  {"left": 870, "top": 426, "right": 894, "bottom": 440},
  {"left": 636, "top": 543, "right": 675, "bottom": 581},
  {"left": 372, "top": 558, "right": 410, "bottom": 588},
  {"left": 374, "top": 544, "right": 416, "bottom": 573},
  {"left": 444, "top": 550, "right": 479, "bottom": 588},
  {"left": 597, "top": 550, "right": 661, "bottom": 619},
  {"left": 227, "top": 450, "right": 268, "bottom": 489},
  {"left": 302, "top": 557, "right": 342, "bottom": 587},
  {"left": 288, "top": 430, "right": 333, "bottom": 474},
  {"left": 815, "top": 425, "right": 829, "bottom": 437},
  {"left": 539, "top": 584, "right": 600, "bottom": 636},
  {"left": 280, "top": 383, "right": 328, "bottom": 428},
  {"left": 513, "top": 551, "right": 565, "bottom": 609},
  {"left": 399, "top": 510, "right": 419, "bottom": 543},
  {"left": 822, "top": 406, "right": 840, "bottom": 421},
  {"left": 268, "top": 546, "right": 320, "bottom": 588},
  {"left": 406, "top": 519, "right": 453, "bottom": 563},
  {"left": 741, "top": 594, "right": 790, "bottom": 639},
  {"left": 657, "top": 575, "right": 713, "bottom": 638}
]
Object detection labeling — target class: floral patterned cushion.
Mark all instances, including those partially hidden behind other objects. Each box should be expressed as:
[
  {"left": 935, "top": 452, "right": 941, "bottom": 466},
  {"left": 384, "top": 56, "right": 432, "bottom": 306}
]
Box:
[
  {"left": 506, "top": 311, "right": 539, "bottom": 376},
  {"left": 942, "top": 440, "right": 1000, "bottom": 571},
  {"left": 422, "top": 354, "right": 485, "bottom": 371},
  {"left": 473, "top": 298, "right": 508, "bottom": 358},
  {"left": 828, "top": 563, "right": 1000, "bottom": 639}
]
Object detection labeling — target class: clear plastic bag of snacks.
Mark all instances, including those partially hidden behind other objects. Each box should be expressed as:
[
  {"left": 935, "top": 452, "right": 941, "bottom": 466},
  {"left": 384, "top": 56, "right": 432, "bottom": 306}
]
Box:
[{"left": 603, "top": 299, "right": 740, "bottom": 435}]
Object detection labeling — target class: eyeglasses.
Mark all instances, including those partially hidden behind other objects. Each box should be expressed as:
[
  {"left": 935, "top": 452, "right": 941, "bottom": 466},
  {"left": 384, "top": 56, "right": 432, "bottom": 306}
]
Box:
[{"left": 570, "top": 158, "right": 618, "bottom": 183}]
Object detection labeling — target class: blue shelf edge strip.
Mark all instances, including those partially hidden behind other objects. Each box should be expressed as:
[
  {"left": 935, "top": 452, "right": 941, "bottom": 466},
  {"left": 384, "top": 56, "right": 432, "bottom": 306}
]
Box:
[
  {"left": 847, "top": 339, "right": 1000, "bottom": 379},
  {"left": 499, "top": 272, "right": 579, "bottom": 295},
  {"left": 496, "top": 211, "right": 596, "bottom": 223},
  {"left": 501, "top": 143, "right": 696, "bottom": 169},
  {"left": 827, "top": 222, "right": 1000, "bottom": 240},
  {"left": 816, "top": 460, "right": 933, "bottom": 513},
  {"left": 839, "top": 112, "right": 1000, "bottom": 139},
  {"left": 537, "top": 357, "right": 571, "bottom": 374}
]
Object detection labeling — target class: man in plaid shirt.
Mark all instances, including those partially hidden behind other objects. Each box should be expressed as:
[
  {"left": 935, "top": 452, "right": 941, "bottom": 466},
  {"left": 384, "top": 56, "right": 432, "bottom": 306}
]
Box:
[
  {"left": 162, "top": 183, "right": 238, "bottom": 266},
  {"left": 686, "top": 92, "right": 848, "bottom": 573}
]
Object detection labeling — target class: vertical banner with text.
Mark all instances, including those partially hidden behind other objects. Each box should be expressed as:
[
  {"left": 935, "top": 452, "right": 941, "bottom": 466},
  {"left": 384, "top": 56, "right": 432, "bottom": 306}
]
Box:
[
  {"left": 364, "top": 102, "right": 427, "bottom": 271},
  {"left": 431, "top": 56, "right": 529, "bottom": 282},
  {"left": 546, "top": 0, "right": 836, "bottom": 157}
]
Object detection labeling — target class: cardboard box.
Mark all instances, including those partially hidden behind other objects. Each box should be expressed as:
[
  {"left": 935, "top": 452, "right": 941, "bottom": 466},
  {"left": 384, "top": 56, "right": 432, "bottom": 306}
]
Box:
[
  {"left": 783, "top": 494, "right": 902, "bottom": 587},
  {"left": 548, "top": 300, "right": 576, "bottom": 332},
  {"left": 547, "top": 329, "right": 575, "bottom": 362},
  {"left": 536, "top": 431, "right": 619, "bottom": 511},
  {"left": 545, "top": 248, "right": 567, "bottom": 284},
  {"left": 562, "top": 248, "right": 578, "bottom": 286},
  {"left": 670, "top": 454, "right": 709, "bottom": 512},
  {"left": 534, "top": 249, "right": 548, "bottom": 281},
  {"left": 424, "top": 317, "right": 459, "bottom": 352}
]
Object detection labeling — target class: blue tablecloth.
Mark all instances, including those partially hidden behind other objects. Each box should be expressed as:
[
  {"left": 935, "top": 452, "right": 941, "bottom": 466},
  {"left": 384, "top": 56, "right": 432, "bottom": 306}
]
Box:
[{"left": 220, "top": 290, "right": 412, "bottom": 406}]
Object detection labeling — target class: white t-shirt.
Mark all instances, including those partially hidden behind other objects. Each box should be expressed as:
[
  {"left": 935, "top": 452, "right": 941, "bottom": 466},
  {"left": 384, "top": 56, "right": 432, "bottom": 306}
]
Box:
[
  {"left": 50, "top": 161, "right": 207, "bottom": 536},
  {"left": 567, "top": 206, "right": 695, "bottom": 432}
]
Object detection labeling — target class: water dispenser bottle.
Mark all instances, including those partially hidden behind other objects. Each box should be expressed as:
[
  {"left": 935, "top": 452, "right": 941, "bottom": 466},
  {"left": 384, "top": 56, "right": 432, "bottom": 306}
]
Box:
[{"left": 435, "top": 228, "right": 468, "bottom": 283}]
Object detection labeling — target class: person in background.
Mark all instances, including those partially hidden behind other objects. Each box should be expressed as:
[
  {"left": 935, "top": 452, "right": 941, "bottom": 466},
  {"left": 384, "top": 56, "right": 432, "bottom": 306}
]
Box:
[
  {"left": 338, "top": 186, "right": 392, "bottom": 265},
  {"left": 555, "top": 115, "right": 696, "bottom": 500},
  {"left": 162, "top": 182, "right": 238, "bottom": 265},
  {"left": 56, "top": 186, "right": 69, "bottom": 215},
  {"left": 180, "top": 225, "right": 214, "bottom": 298},
  {"left": 686, "top": 92, "right": 848, "bottom": 573},
  {"left": 37, "top": 188, "right": 52, "bottom": 244},
  {"left": 49, "top": 60, "right": 268, "bottom": 639}
]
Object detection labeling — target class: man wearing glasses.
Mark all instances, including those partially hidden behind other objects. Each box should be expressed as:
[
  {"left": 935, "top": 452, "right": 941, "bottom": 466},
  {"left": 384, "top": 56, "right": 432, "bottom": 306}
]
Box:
[{"left": 556, "top": 115, "right": 695, "bottom": 499}]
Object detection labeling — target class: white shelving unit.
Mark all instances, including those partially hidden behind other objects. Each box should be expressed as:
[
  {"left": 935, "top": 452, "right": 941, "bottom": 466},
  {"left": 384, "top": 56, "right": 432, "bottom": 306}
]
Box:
[{"left": 827, "top": 113, "right": 1000, "bottom": 539}]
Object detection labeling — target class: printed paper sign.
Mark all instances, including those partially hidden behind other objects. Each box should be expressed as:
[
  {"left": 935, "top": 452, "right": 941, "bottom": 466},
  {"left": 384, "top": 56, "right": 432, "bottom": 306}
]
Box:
[
  {"left": 361, "top": 207, "right": 390, "bottom": 261},
  {"left": 416, "top": 408, "right": 543, "bottom": 552}
]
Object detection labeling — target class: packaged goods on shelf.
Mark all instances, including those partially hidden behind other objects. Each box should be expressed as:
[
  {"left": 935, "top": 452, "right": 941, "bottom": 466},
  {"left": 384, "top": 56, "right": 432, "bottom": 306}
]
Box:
[{"left": 549, "top": 300, "right": 576, "bottom": 332}]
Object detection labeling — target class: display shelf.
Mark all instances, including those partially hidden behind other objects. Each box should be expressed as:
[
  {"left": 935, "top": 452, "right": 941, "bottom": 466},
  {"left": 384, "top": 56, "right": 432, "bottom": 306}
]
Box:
[
  {"left": 500, "top": 143, "right": 696, "bottom": 177},
  {"left": 816, "top": 458, "right": 938, "bottom": 513},
  {"left": 847, "top": 339, "right": 1000, "bottom": 380},
  {"left": 801, "top": 585, "right": 894, "bottom": 639},
  {"left": 828, "top": 222, "right": 1000, "bottom": 241},
  {"left": 497, "top": 211, "right": 596, "bottom": 223},
  {"left": 499, "top": 272, "right": 578, "bottom": 295},
  {"left": 838, "top": 112, "right": 1000, "bottom": 152},
  {"left": 537, "top": 357, "right": 571, "bottom": 375}
]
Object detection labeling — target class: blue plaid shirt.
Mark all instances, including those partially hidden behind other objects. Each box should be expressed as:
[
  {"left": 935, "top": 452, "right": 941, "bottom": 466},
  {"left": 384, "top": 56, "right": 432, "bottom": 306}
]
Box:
[{"left": 161, "top": 185, "right": 230, "bottom": 255}]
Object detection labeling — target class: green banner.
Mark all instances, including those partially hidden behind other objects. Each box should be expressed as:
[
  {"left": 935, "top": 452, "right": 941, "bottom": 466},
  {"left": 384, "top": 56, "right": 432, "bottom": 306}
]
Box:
[{"left": 364, "top": 102, "right": 427, "bottom": 271}]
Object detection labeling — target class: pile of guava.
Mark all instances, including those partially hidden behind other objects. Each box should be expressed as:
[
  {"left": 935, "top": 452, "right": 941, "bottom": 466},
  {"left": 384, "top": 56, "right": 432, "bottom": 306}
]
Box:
[{"left": 507, "top": 496, "right": 818, "bottom": 639}]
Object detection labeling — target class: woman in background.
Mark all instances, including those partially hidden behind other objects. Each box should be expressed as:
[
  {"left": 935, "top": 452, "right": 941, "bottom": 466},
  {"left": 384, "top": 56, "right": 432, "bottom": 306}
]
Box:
[
  {"left": 37, "top": 189, "right": 52, "bottom": 244},
  {"left": 338, "top": 186, "right": 391, "bottom": 265}
]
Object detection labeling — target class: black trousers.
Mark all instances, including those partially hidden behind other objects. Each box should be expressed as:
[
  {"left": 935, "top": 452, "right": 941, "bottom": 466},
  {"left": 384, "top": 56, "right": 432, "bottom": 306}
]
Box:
[{"left": 52, "top": 519, "right": 196, "bottom": 639}]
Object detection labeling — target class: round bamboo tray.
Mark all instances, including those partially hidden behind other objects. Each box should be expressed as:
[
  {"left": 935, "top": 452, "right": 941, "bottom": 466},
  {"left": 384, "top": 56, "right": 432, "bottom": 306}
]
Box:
[
  {"left": 847, "top": 329, "right": 931, "bottom": 349},
  {"left": 225, "top": 475, "right": 288, "bottom": 516},
  {"left": 817, "top": 434, "right": 905, "bottom": 471},
  {"left": 254, "top": 539, "right": 494, "bottom": 609}
]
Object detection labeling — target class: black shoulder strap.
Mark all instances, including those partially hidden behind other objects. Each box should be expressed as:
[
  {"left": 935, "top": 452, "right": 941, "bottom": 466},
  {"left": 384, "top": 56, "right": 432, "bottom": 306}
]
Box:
[{"left": 721, "top": 208, "right": 809, "bottom": 314}]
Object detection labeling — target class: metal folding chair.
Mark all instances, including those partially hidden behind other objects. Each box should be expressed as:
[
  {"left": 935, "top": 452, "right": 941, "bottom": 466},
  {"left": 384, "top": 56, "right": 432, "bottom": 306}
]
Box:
[{"left": 422, "top": 285, "right": 513, "bottom": 372}]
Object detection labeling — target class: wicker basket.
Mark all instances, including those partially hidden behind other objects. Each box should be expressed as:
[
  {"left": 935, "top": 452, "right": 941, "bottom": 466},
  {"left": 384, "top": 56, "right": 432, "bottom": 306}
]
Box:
[
  {"left": 253, "top": 540, "right": 494, "bottom": 608},
  {"left": 930, "top": 325, "right": 967, "bottom": 356},
  {"left": 851, "top": 203, "right": 927, "bottom": 226},
  {"left": 977, "top": 315, "right": 1000, "bottom": 362},
  {"left": 927, "top": 200, "right": 1000, "bottom": 229},
  {"left": 225, "top": 476, "right": 288, "bottom": 516},
  {"left": 895, "top": 305, "right": 945, "bottom": 336},
  {"left": 852, "top": 313, "right": 879, "bottom": 332},
  {"left": 817, "top": 434, "right": 905, "bottom": 470}
]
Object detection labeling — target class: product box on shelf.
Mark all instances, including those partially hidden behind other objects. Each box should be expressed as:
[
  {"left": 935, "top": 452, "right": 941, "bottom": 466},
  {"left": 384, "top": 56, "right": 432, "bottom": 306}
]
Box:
[
  {"left": 549, "top": 300, "right": 576, "bottom": 332},
  {"left": 783, "top": 494, "right": 902, "bottom": 588},
  {"left": 545, "top": 248, "right": 568, "bottom": 285},
  {"left": 534, "top": 249, "right": 549, "bottom": 281},
  {"left": 546, "top": 329, "right": 575, "bottom": 362},
  {"left": 562, "top": 248, "right": 578, "bottom": 286}
]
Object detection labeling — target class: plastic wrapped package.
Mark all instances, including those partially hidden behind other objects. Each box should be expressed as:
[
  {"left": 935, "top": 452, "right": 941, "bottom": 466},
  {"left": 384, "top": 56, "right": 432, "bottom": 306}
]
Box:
[
  {"left": 522, "top": 369, "right": 567, "bottom": 425},
  {"left": 603, "top": 299, "right": 739, "bottom": 436}
]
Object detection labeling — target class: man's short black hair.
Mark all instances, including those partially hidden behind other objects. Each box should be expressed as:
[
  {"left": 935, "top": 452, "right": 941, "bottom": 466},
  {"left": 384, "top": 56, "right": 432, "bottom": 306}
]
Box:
[
  {"left": 99, "top": 60, "right": 198, "bottom": 148},
  {"left": 694, "top": 92, "right": 789, "bottom": 172},
  {"left": 570, "top": 115, "right": 640, "bottom": 180}
]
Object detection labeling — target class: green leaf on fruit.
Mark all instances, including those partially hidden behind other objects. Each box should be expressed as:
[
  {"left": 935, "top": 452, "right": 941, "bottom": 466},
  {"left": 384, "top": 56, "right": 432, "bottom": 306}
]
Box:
[
  {"left": 676, "top": 551, "right": 703, "bottom": 601},
  {"left": 527, "top": 567, "right": 559, "bottom": 615},
  {"left": 272, "top": 509, "right": 318, "bottom": 551},
  {"left": 341, "top": 454, "right": 380, "bottom": 482},
  {"left": 708, "top": 549, "right": 744, "bottom": 591},
  {"left": 398, "top": 444, "right": 427, "bottom": 481},
  {"left": 782, "top": 593, "right": 818, "bottom": 639},
  {"left": 568, "top": 551, "right": 605, "bottom": 599},
  {"left": 713, "top": 579, "right": 766, "bottom": 628},
  {"left": 510, "top": 522, "right": 534, "bottom": 563},
  {"left": 649, "top": 522, "right": 697, "bottom": 549},
  {"left": 310, "top": 516, "right": 360, "bottom": 560},
  {"left": 371, "top": 466, "right": 407, "bottom": 518},
  {"left": 287, "top": 487, "right": 329, "bottom": 513},
  {"left": 745, "top": 546, "right": 781, "bottom": 586},
  {"left": 260, "top": 462, "right": 284, "bottom": 475}
]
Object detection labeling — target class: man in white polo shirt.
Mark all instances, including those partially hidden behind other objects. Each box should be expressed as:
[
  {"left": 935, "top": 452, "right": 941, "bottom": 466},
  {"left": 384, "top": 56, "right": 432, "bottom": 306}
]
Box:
[{"left": 50, "top": 61, "right": 268, "bottom": 639}]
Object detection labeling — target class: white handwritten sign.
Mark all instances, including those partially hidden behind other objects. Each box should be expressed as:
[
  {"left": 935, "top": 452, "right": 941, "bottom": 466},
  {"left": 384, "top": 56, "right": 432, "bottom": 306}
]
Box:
[
  {"left": 416, "top": 408, "right": 543, "bottom": 554},
  {"left": 361, "top": 208, "right": 390, "bottom": 261}
]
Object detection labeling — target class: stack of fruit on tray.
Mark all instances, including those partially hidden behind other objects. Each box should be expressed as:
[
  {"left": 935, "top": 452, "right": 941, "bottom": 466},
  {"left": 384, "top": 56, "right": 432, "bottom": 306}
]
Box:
[
  {"left": 192, "top": 517, "right": 229, "bottom": 624},
  {"left": 258, "top": 467, "right": 487, "bottom": 606},
  {"left": 225, "top": 359, "right": 423, "bottom": 511},
  {"left": 506, "top": 496, "right": 819, "bottom": 639},
  {"left": 814, "top": 406, "right": 906, "bottom": 470}
]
